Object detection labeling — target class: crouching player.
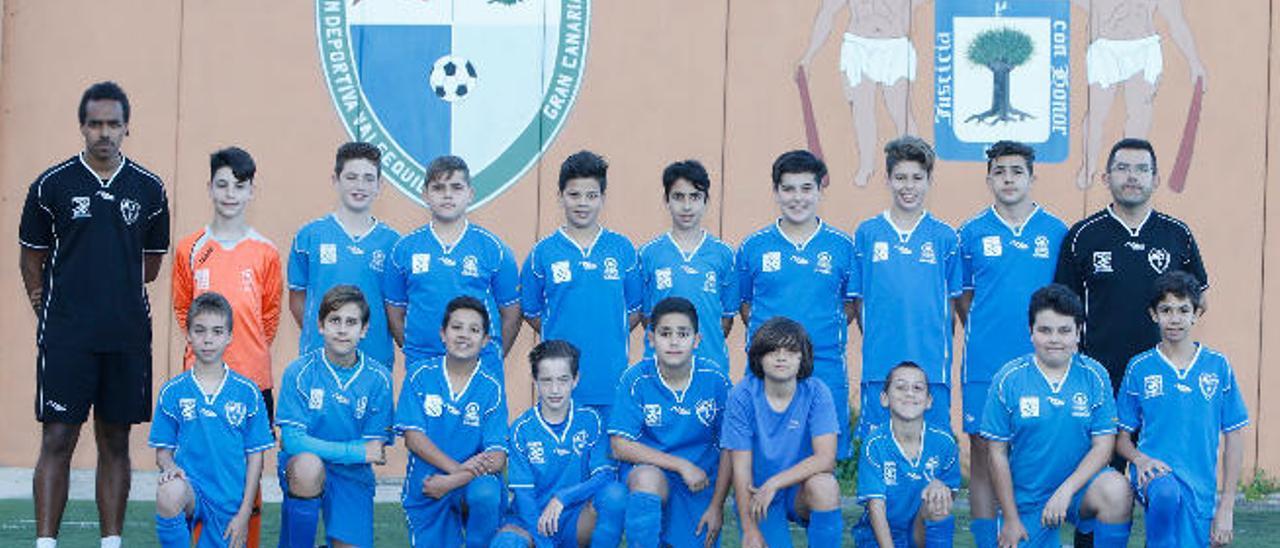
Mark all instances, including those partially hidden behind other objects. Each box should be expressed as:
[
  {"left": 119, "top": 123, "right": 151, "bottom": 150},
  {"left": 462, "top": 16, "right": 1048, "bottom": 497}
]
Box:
[
  {"left": 491, "top": 340, "right": 627, "bottom": 548},
  {"left": 721, "top": 317, "right": 843, "bottom": 548},
  {"left": 152, "top": 293, "right": 274, "bottom": 548},
  {"left": 1116, "top": 271, "right": 1248, "bottom": 547},
  {"left": 853, "top": 362, "right": 959, "bottom": 547},
  {"left": 398, "top": 296, "right": 508, "bottom": 547},
  {"left": 276, "top": 285, "right": 394, "bottom": 548},
  {"left": 607, "top": 297, "right": 732, "bottom": 547},
  {"left": 982, "top": 284, "right": 1132, "bottom": 548}
]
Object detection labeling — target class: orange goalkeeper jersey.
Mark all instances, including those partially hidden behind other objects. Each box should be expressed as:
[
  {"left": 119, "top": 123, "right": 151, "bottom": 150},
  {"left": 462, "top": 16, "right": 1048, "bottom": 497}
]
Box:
[{"left": 173, "top": 227, "right": 283, "bottom": 389}]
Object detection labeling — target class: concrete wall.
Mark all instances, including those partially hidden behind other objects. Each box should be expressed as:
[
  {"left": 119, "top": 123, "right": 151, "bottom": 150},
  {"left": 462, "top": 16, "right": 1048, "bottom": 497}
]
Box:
[{"left": 0, "top": 1, "right": 1274, "bottom": 480}]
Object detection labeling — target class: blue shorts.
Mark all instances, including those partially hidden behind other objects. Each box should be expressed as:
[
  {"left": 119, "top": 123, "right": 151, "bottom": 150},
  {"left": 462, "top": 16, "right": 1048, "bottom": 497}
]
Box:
[
  {"left": 961, "top": 381, "right": 991, "bottom": 434},
  {"left": 812, "top": 354, "right": 852, "bottom": 460},
  {"left": 851, "top": 494, "right": 924, "bottom": 547},
  {"left": 1132, "top": 471, "right": 1212, "bottom": 546},
  {"left": 502, "top": 499, "right": 587, "bottom": 548},
  {"left": 621, "top": 466, "right": 719, "bottom": 548},
  {"left": 278, "top": 460, "right": 375, "bottom": 547},
  {"left": 858, "top": 382, "right": 951, "bottom": 439},
  {"left": 1018, "top": 469, "right": 1106, "bottom": 548},
  {"left": 188, "top": 484, "right": 235, "bottom": 548},
  {"left": 405, "top": 474, "right": 504, "bottom": 548}
]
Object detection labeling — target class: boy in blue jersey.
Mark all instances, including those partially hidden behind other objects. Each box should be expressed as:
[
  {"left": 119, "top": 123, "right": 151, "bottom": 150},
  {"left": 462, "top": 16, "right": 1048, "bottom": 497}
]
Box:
[
  {"left": 522, "top": 150, "right": 643, "bottom": 415},
  {"left": 385, "top": 155, "right": 522, "bottom": 378},
  {"left": 609, "top": 297, "right": 733, "bottom": 548},
  {"left": 152, "top": 293, "right": 274, "bottom": 548},
  {"left": 955, "top": 141, "right": 1067, "bottom": 547},
  {"left": 981, "top": 285, "right": 1132, "bottom": 548},
  {"left": 721, "top": 317, "right": 844, "bottom": 548},
  {"left": 639, "top": 160, "right": 738, "bottom": 369},
  {"left": 1116, "top": 271, "right": 1248, "bottom": 547},
  {"left": 397, "top": 295, "right": 508, "bottom": 547},
  {"left": 289, "top": 142, "right": 400, "bottom": 367},
  {"left": 276, "top": 286, "right": 394, "bottom": 548},
  {"left": 736, "top": 150, "right": 855, "bottom": 459},
  {"left": 850, "top": 136, "right": 962, "bottom": 437},
  {"left": 853, "top": 362, "right": 959, "bottom": 548},
  {"left": 491, "top": 340, "right": 627, "bottom": 548}
]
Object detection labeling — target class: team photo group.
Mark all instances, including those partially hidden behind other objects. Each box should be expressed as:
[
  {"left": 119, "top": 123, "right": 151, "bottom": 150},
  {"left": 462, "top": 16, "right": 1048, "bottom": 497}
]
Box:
[{"left": 18, "top": 81, "right": 1247, "bottom": 548}]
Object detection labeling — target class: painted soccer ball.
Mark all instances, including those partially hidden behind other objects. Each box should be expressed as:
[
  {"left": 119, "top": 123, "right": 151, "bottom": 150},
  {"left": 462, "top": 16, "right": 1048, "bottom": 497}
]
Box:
[{"left": 429, "top": 55, "right": 478, "bottom": 103}]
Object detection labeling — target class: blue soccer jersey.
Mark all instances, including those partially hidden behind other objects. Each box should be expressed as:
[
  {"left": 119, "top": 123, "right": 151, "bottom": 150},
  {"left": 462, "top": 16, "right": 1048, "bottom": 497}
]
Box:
[
  {"left": 508, "top": 403, "right": 615, "bottom": 531},
  {"left": 275, "top": 351, "right": 395, "bottom": 483},
  {"left": 288, "top": 214, "right": 400, "bottom": 366},
  {"left": 638, "top": 231, "right": 738, "bottom": 369},
  {"left": 958, "top": 206, "right": 1067, "bottom": 383},
  {"left": 609, "top": 357, "right": 732, "bottom": 476},
  {"left": 1117, "top": 344, "right": 1250, "bottom": 519},
  {"left": 395, "top": 356, "right": 509, "bottom": 509},
  {"left": 850, "top": 212, "right": 963, "bottom": 386},
  {"left": 854, "top": 423, "right": 961, "bottom": 535},
  {"left": 720, "top": 376, "right": 841, "bottom": 488},
  {"left": 980, "top": 354, "right": 1117, "bottom": 511},
  {"left": 384, "top": 222, "right": 520, "bottom": 367},
  {"left": 521, "top": 228, "right": 643, "bottom": 406},
  {"left": 149, "top": 366, "right": 275, "bottom": 517}
]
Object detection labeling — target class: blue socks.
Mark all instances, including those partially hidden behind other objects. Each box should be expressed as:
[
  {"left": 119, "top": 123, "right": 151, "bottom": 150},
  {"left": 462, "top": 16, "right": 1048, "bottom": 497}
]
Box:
[
  {"left": 758, "top": 504, "right": 794, "bottom": 548},
  {"left": 623, "top": 491, "right": 663, "bottom": 548},
  {"left": 1093, "top": 520, "right": 1132, "bottom": 548},
  {"left": 490, "top": 530, "right": 527, "bottom": 548},
  {"left": 970, "top": 517, "right": 997, "bottom": 548},
  {"left": 155, "top": 514, "right": 189, "bottom": 548},
  {"left": 589, "top": 482, "right": 627, "bottom": 548},
  {"left": 807, "top": 508, "right": 843, "bottom": 547},
  {"left": 279, "top": 495, "right": 321, "bottom": 548},
  {"left": 1144, "top": 474, "right": 1180, "bottom": 548},
  {"left": 925, "top": 516, "right": 955, "bottom": 548},
  {"left": 465, "top": 476, "right": 503, "bottom": 548}
]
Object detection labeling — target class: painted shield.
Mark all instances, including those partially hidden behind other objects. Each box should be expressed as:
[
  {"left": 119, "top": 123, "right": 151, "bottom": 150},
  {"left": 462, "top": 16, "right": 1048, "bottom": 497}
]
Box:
[{"left": 316, "top": 0, "right": 591, "bottom": 208}]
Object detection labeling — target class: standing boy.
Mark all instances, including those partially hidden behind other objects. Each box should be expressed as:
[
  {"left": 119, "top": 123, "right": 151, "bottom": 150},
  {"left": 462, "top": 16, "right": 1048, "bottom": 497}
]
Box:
[
  {"left": 737, "top": 150, "right": 855, "bottom": 458},
  {"left": 522, "top": 151, "right": 643, "bottom": 414},
  {"left": 289, "top": 142, "right": 400, "bottom": 367},
  {"left": 151, "top": 292, "right": 274, "bottom": 548},
  {"left": 849, "top": 136, "right": 961, "bottom": 435},
  {"left": 609, "top": 297, "right": 733, "bottom": 547},
  {"left": 638, "top": 160, "right": 738, "bottom": 370},
  {"left": 956, "top": 140, "right": 1067, "bottom": 547}
]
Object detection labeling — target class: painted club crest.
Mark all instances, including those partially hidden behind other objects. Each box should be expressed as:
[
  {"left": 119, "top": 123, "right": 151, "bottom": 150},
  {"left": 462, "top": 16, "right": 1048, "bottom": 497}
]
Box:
[
  {"left": 317, "top": 0, "right": 591, "bottom": 209},
  {"left": 935, "top": 0, "right": 1070, "bottom": 162}
]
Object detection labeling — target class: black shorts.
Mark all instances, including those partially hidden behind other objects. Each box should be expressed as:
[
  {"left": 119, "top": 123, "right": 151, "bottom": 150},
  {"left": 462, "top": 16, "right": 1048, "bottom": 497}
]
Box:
[{"left": 36, "top": 345, "right": 152, "bottom": 424}]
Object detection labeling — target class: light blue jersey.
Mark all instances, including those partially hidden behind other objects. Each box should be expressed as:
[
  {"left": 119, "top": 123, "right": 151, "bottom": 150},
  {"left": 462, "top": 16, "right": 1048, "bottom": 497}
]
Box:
[
  {"left": 720, "top": 376, "right": 840, "bottom": 488},
  {"left": 850, "top": 212, "right": 962, "bottom": 386},
  {"left": 395, "top": 356, "right": 509, "bottom": 509},
  {"left": 958, "top": 206, "right": 1067, "bottom": 383},
  {"left": 609, "top": 357, "right": 732, "bottom": 476},
  {"left": 384, "top": 222, "right": 520, "bottom": 368},
  {"left": 288, "top": 214, "right": 400, "bottom": 366},
  {"left": 508, "top": 403, "right": 615, "bottom": 532},
  {"left": 853, "top": 422, "right": 961, "bottom": 538},
  {"left": 1117, "top": 344, "right": 1250, "bottom": 519},
  {"left": 638, "top": 231, "right": 738, "bottom": 369},
  {"left": 980, "top": 354, "right": 1117, "bottom": 512},
  {"left": 521, "top": 228, "right": 643, "bottom": 406},
  {"left": 149, "top": 366, "right": 274, "bottom": 518}
]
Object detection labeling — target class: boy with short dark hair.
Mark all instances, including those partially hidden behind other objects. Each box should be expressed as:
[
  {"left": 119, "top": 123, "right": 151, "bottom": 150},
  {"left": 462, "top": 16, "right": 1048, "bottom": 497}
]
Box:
[
  {"left": 276, "top": 285, "right": 394, "bottom": 548},
  {"left": 152, "top": 292, "right": 273, "bottom": 548},
  {"left": 289, "top": 142, "right": 400, "bottom": 367},
  {"left": 397, "top": 296, "right": 509, "bottom": 547},
  {"left": 609, "top": 297, "right": 733, "bottom": 547}
]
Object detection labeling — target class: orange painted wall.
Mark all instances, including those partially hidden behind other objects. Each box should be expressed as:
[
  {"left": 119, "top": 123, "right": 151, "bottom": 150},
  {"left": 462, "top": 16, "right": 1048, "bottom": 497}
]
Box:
[{"left": 0, "top": 1, "right": 1274, "bottom": 481}]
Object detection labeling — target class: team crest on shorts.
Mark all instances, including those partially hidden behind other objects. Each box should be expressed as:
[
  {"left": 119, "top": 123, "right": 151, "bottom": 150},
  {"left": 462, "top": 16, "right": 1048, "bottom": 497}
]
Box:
[
  {"left": 316, "top": 0, "right": 591, "bottom": 209},
  {"left": 1198, "top": 373, "right": 1220, "bottom": 401},
  {"left": 224, "top": 401, "right": 247, "bottom": 427},
  {"left": 934, "top": 0, "right": 1070, "bottom": 162}
]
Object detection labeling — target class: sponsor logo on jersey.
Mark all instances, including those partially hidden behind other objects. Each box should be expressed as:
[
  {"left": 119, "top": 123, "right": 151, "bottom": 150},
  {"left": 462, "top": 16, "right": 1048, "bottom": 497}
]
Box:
[
  {"left": 120, "top": 198, "right": 140, "bottom": 226},
  {"left": 1092, "top": 251, "right": 1112, "bottom": 273},
  {"left": 1070, "top": 392, "right": 1089, "bottom": 417},
  {"left": 551, "top": 260, "right": 573, "bottom": 283},
  {"left": 762, "top": 251, "right": 782, "bottom": 272},
  {"left": 348, "top": 245, "right": 364, "bottom": 255},
  {"left": 424, "top": 394, "right": 444, "bottom": 417},
  {"left": 224, "top": 401, "right": 247, "bottom": 427},
  {"left": 572, "top": 430, "right": 590, "bottom": 455},
  {"left": 71, "top": 196, "right": 92, "bottom": 219},
  {"left": 873, "top": 241, "right": 889, "bottom": 262},
  {"left": 320, "top": 243, "right": 338, "bottom": 264},
  {"left": 643, "top": 404, "right": 662, "bottom": 426},
  {"left": 528, "top": 441, "right": 545, "bottom": 464},
  {"left": 982, "top": 235, "right": 1003, "bottom": 257},
  {"left": 1148, "top": 247, "right": 1171, "bottom": 274},
  {"left": 97, "top": 190, "right": 115, "bottom": 201},
  {"left": 816, "top": 251, "right": 833, "bottom": 274},
  {"left": 440, "top": 256, "right": 456, "bottom": 267},
  {"left": 681, "top": 265, "right": 699, "bottom": 275},
  {"left": 194, "top": 269, "right": 211, "bottom": 291},
  {"left": 1019, "top": 396, "right": 1040, "bottom": 418},
  {"left": 1143, "top": 375, "right": 1164, "bottom": 398},
  {"left": 461, "top": 255, "right": 479, "bottom": 277},
  {"left": 412, "top": 253, "right": 431, "bottom": 274},
  {"left": 309, "top": 389, "right": 326, "bottom": 410},
  {"left": 355, "top": 396, "right": 368, "bottom": 419},
  {"left": 702, "top": 271, "right": 717, "bottom": 293},
  {"left": 924, "top": 456, "right": 940, "bottom": 479},
  {"left": 695, "top": 399, "right": 718, "bottom": 427},
  {"left": 370, "top": 249, "right": 386, "bottom": 272},
  {"left": 883, "top": 461, "right": 898, "bottom": 486},
  {"left": 919, "top": 242, "right": 937, "bottom": 264},
  {"left": 655, "top": 267, "right": 673, "bottom": 290},
  {"left": 1198, "top": 372, "right": 1220, "bottom": 401},
  {"left": 240, "top": 269, "right": 255, "bottom": 293},
  {"left": 1124, "top": 241, "right": 1146, "bottom": 251},
  {"left": 463, "top": 402, "right": 482, "bottom": 427},
  {"left": 180, "top": 398, "right": 197, "bottom": 421},
  {"left": 1033, "top": 235, "right": 1050, "bottom": 259}
]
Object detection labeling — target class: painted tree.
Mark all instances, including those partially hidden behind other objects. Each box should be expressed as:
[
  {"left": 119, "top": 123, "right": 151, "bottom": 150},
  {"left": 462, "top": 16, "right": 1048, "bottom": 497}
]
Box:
[{"left": 965, "top": 27, "right": 1035, "bottom": 125}]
